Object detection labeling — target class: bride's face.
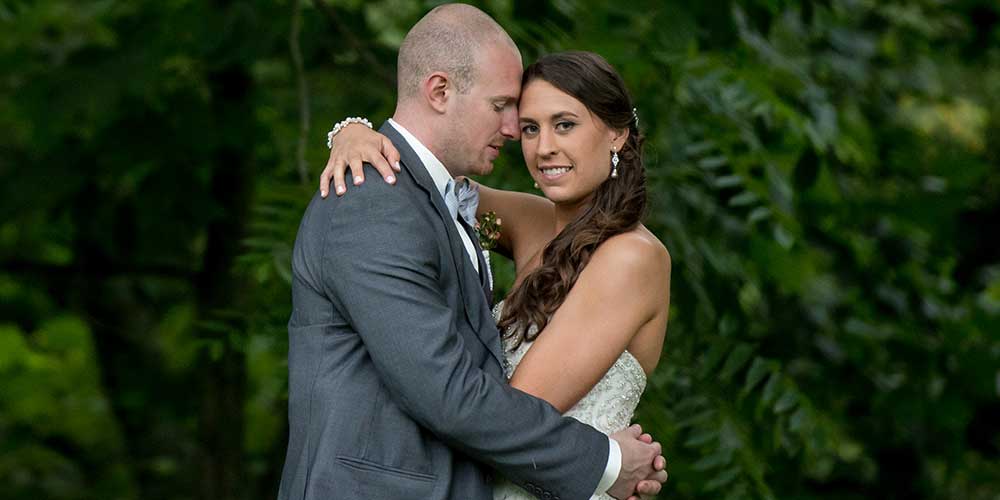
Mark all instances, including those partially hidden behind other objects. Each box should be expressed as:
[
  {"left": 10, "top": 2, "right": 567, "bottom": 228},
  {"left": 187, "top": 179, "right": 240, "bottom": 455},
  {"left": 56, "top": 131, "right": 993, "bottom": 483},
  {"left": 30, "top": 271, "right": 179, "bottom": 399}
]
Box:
[{"left": 517, "top": 80, "right": 621, "bottom": 207}]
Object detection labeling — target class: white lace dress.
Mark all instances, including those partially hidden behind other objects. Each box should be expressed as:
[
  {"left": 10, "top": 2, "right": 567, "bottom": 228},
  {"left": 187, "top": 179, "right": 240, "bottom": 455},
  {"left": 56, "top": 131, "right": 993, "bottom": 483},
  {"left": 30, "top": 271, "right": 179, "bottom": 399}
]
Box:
[{"left": 491, "top": 302, "right": 648, "bottom": 500}]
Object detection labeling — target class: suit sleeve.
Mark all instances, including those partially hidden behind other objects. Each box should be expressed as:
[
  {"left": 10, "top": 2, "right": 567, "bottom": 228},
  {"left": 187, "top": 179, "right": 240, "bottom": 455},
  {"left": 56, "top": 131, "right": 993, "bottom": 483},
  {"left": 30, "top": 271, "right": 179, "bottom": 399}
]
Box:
[{"left": 320, "top": 181, "right": 609, "bottom": 500}]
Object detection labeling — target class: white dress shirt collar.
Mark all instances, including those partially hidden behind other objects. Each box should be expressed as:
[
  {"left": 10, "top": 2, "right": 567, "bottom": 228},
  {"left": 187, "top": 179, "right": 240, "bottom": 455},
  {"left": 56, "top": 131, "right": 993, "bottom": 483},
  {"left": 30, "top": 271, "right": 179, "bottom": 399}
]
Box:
[{"left": 387, "top": 118, "right": 452, "bottom": 199}]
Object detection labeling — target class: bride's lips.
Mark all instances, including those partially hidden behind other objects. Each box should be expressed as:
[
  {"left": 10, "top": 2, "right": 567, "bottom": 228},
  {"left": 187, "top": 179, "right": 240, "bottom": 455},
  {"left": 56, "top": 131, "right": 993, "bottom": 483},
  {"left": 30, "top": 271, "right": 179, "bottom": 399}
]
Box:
[{"left": 538, "top": 165, "right": 573, "bottom": 180}]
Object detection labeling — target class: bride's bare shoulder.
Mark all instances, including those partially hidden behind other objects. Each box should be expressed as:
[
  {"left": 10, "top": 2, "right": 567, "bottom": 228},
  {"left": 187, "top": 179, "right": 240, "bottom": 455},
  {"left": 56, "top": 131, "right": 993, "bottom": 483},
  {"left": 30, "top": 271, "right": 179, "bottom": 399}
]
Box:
[{"left": 590, "top": 225, "right": 671, "bottom": 278}]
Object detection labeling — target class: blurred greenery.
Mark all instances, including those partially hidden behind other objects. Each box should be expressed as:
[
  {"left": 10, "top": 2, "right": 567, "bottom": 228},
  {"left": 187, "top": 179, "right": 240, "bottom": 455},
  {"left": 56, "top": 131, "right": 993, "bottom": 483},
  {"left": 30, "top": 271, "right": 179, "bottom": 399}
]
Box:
[{"left": 2, "top": 0, "right": 999, "bottom": 499}]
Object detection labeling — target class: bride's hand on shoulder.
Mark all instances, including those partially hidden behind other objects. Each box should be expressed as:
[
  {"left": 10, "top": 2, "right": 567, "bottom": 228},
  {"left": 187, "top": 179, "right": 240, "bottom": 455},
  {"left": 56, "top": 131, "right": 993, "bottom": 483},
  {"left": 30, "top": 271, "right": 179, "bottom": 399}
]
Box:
[{"left": 320, "top": 122, "right": 401, "bottom": 198}]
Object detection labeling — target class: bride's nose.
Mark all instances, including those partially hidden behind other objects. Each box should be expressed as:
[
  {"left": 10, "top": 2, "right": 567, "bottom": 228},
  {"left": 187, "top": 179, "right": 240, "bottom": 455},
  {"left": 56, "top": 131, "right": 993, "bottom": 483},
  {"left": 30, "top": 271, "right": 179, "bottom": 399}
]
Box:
[{"left": 537, "top": 128, "right": 558, "bottom": 157}]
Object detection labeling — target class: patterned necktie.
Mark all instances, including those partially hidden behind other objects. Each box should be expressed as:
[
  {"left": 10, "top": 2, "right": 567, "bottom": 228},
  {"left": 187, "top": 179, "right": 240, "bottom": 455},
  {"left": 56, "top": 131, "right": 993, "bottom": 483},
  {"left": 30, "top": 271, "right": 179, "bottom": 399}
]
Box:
[
  {"left": 444, "top": 178, "right": 493, "bottom": 304},
  {"left": 444, "top": 178, "right": 479, "bottom": 227}
]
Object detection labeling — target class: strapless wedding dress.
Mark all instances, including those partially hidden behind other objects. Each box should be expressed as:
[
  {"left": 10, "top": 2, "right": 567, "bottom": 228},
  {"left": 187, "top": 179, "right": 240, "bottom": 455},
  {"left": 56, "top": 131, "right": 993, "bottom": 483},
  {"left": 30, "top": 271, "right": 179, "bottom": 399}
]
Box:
[{"left": 491, "top": 302, "right": 647, "bottom": 500}]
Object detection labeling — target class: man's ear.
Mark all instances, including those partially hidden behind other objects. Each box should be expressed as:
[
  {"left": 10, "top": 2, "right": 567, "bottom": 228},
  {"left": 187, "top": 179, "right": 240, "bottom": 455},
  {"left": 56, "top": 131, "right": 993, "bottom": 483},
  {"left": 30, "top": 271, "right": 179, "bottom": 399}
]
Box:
[{"left": 422, "top": 72, "right": 451, "bottom": 114}]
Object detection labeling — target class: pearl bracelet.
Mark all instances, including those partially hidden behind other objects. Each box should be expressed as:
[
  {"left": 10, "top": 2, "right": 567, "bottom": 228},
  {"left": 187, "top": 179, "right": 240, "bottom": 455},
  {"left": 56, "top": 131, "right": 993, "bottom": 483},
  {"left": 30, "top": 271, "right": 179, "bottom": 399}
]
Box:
[{"left": 326, "top": 117, "right": 373, "bottom": 149}]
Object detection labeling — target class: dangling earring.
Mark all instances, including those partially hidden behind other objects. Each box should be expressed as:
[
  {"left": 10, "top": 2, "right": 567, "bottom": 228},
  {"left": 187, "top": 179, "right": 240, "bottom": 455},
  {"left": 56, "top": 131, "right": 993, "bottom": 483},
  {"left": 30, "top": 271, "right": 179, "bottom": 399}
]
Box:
[{"left": 611, "top": 147, "right": 619, "bottom": 178}]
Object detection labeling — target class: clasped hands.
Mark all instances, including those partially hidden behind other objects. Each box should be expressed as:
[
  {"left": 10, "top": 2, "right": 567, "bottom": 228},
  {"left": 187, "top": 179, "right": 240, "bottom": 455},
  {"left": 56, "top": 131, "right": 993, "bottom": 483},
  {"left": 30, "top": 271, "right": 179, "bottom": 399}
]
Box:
[{"left": 610, "top": 424, "right": 668, "bottom": 500}]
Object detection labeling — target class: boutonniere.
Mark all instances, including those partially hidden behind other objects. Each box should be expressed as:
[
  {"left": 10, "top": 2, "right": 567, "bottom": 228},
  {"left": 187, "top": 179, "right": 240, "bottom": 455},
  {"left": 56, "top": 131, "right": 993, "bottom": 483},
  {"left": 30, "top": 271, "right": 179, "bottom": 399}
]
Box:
[{"left": 475, "top": 211, "right": 502, "bottom": 251}]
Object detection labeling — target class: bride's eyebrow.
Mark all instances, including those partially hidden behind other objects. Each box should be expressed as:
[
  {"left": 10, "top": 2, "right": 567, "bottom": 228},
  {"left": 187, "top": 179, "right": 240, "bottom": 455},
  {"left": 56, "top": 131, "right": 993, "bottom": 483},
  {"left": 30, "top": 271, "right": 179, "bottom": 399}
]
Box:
[
  {"left": 551, "top": 111, "right": 579, "bottom": 120},
  {"left": 519, "top": 111, "right": 580, "bottom": 124}
]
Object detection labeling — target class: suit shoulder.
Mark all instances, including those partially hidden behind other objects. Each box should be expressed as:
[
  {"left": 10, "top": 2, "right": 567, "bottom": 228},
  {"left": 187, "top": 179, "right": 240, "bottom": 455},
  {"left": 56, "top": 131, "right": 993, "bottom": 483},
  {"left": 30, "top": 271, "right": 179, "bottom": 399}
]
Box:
[{"left": 318, "top": 172, "right": 427, "bottom": 225}]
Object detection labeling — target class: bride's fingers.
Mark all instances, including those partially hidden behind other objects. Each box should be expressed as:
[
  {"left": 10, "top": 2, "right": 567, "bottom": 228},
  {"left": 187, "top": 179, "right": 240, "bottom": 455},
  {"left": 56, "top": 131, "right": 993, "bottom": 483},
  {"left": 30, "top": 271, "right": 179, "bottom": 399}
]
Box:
[
  {"left": 320, "top": 158, "right": 343, "bottom": 197},
  {"left": 349, "top": 154, "right": 365, "bottom": 185},
  {"left": 380, "top": 136, "right": 402, "bottom": 172},
  {"left": 331, "top": 158, "right": 348, "bottom": 197},
  {"left": 639, "top": 433, "right": 653, "bottom": 444},
  {"left": 364, "top": 149, "right": 397, "bottom": 185},
  {"left": 319, "top": 166, "right": 330, "bottom": 198},
  {"left": 654, "top": 455, "right": 667, "bottom": 470}
]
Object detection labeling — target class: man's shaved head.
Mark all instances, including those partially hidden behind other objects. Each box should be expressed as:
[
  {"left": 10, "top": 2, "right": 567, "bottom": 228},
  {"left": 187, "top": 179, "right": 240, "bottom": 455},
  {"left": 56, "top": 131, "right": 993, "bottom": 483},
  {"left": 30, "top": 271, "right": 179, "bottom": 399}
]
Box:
[{"left": 397, "top": 3, "right": 519, "bottom": 100}]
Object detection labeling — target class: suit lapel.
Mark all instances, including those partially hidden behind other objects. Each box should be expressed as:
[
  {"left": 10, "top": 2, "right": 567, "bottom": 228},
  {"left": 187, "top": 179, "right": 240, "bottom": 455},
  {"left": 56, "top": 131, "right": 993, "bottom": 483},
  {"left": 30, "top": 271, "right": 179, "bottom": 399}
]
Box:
[
  {"left": 380, "top": 123, "right": 503, "bottom": 367},
  {"left": 458, "top": 217, "right": 493, "bottom": 306}
]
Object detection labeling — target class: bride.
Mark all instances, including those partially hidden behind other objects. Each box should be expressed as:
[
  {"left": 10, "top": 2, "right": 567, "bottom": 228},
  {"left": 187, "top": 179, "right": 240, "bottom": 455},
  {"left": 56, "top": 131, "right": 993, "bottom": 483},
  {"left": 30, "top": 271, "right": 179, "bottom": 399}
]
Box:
[{"left": 321, "top": 51, "right": 671, "bottom": 500}]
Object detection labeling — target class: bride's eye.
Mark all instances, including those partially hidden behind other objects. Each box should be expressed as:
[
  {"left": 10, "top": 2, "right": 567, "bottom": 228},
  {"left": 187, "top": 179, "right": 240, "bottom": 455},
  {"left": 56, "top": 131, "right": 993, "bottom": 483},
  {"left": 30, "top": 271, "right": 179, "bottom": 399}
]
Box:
[
  {"left": 520, "top": 124, "right": 539, "bottom": 135},
  {"left": 555, "top": 121, "right": 576, "bottom": 132}
]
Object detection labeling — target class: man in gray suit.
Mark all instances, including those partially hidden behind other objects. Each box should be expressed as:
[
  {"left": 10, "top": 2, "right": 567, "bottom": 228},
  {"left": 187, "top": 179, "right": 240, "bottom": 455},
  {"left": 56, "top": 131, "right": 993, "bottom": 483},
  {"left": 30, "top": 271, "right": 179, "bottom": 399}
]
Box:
[{"left": 278, "top": 4, "right": 666, "bottom": 499}]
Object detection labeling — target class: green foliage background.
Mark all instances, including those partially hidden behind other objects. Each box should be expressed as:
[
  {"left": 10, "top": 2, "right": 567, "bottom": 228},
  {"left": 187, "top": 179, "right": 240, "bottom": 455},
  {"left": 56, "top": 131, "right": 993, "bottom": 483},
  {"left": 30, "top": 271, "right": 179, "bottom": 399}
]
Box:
[{"left": 2, "top": 0, "right": 998, "bottom": 499}]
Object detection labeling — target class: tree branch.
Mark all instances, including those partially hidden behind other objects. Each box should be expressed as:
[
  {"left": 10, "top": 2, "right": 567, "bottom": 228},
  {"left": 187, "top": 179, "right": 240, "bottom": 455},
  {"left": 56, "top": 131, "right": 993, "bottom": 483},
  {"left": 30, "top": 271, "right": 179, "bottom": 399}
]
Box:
[
  {"left": 314, "top": 1, "right": 396, "bottom": 88},
  {"left": 289, "top": 0, "right": 310, "bottom": 185}
]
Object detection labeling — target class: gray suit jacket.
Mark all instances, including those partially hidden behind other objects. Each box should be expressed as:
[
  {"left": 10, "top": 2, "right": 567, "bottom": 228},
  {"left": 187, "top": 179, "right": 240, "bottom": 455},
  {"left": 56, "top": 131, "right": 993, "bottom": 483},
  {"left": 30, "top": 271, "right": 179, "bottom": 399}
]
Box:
[{"left": 277, "top": 123, "right": 609, "bottom": 500}]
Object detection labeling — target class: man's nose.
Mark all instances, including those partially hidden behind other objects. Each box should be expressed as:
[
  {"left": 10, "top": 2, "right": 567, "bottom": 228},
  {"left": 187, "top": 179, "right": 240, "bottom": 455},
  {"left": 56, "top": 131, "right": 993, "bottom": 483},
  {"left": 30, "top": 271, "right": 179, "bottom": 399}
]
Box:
[{"left": 500, "top": 108, "right": 519, "bottom": 140}]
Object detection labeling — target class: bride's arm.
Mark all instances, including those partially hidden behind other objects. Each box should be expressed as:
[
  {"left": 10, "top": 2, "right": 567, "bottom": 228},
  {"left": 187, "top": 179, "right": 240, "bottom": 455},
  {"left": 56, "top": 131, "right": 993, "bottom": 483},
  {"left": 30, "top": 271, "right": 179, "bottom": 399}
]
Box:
[
  {"left": 318, "top": 122, "right": 556, "bottom": 262},
  {"left": 508, "top": 233, "right": 671, "bottom": 413}
]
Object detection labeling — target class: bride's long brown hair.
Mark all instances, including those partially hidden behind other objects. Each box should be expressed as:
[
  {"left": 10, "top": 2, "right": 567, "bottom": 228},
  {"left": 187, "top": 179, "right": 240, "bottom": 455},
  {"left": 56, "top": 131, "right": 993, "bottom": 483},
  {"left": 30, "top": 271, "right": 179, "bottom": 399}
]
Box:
[{"left": 498, "top": 51, "right": 646, "bottom": 348}]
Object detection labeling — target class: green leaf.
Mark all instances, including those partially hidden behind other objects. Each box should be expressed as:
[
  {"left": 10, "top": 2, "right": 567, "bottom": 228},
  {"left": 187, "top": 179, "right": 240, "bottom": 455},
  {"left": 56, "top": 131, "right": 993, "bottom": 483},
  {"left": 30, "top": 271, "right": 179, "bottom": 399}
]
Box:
[
  {"left": 774, "top": 389, "right": 798, "bottom": 413},
  {"left": 728, "top": 190, "right": 760, "bottom": 206},
  {"left": 713, "top": 174, "right": 744, "bottom": 189},
  {"left": 761, "top": 372, "right": 782, "bottom": 406},
  {"left": 693, "top": 448, "right": 734, "bottom": 470},
  {"left": 748, "top": 206, "right": 772, "bottom": 224},
  {"left": 741, "top": 357, "right": 773, "bottom": 396},
  {"left": 698, "top": 155, "right": 729, "bottom": 169},
  {"left": 0, "top": 324, "right": 29, "bottom": 371},
  {"left": 672, "top": 395, "right": 709, "bottom": 415},
  {"left": 772, "top": 224, "right": 795, "bottom": 249},
  {"left": 705, "top": 466, "right": 742, "bottom": 491},
  {"left": 676, "top": 409, "right": 716, "bottom": 429},
  {"left": 788, "top": 406, "right": 809, "bottom": 433},
  {"left": 718, "top": 343, "right": 754, "bottom": 381},
  {"left": 698, "top": 340, "right": 732, "bottom": 379},
  {"left": 685, "top": 140, "right": 717, "bottom": 156},
  {"left": 684, "top": 427, "right": 719, "bottom": 447},
  {"left": 718, "top": 314, "right": 739, "bottom": 336}
]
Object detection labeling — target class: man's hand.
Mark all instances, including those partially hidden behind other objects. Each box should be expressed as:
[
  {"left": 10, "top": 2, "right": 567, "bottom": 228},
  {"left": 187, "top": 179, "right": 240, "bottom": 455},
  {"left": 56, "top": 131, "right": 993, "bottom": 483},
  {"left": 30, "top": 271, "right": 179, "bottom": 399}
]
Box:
[
  {"left": 319, "top": 123, "right": 401, "bottom": 197},
  {"left": 608, "top": 425, "right": 669, "bottom": 500},
  {"left": 629, "top": 432, "right": 668, "bottom": 500},
  {"left": 628, "top": 434, "right": 667, "bottom": 500}
]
